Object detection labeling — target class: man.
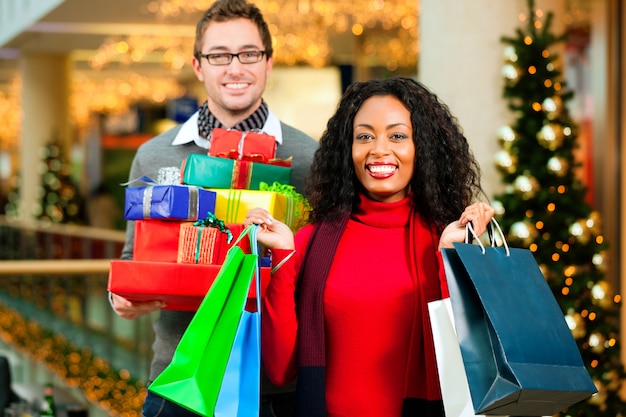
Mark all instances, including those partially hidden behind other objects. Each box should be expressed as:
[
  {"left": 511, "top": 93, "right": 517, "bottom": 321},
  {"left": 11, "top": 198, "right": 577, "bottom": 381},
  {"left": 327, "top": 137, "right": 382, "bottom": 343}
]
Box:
[{"left": 110, "top": 1, "right": 318, "bottom": 416}]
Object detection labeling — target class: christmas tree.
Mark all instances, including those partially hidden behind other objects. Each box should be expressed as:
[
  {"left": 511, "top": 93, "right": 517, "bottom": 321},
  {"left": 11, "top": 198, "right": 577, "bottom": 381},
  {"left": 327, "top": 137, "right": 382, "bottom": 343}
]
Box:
[
  {"left": 35, "top": 141, "right": 86, "bottom": 225},
  {"left": 492, "top": 0, "right": 626, "bottom": 415}
]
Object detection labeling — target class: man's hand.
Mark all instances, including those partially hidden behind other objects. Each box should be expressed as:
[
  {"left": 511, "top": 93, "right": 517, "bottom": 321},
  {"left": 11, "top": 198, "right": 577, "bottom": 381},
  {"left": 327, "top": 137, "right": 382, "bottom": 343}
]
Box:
[{"left": 111, "top": 293, "right": 165, "bottom": 319}]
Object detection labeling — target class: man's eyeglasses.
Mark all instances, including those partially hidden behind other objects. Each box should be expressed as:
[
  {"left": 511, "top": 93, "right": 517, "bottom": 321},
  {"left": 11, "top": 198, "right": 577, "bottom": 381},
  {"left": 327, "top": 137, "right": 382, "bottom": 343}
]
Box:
[{"left": 199, "top": 50, "right": 266, "bottom": 66}]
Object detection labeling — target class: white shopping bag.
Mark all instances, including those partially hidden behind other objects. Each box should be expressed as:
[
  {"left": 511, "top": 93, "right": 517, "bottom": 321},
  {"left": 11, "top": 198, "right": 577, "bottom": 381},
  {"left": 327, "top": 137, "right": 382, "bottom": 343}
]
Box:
[
  {"left": 428, "top": 298, "right": 507, "bottom": 417},
  {"left": 429, "top": 298, "right": 552, "bottom": 417}
]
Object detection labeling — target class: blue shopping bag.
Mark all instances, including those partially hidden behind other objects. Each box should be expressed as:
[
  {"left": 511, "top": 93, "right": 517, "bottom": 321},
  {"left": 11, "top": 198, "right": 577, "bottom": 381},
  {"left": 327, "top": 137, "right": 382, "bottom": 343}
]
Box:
[
  {"left": 214, "top": 225, "right": 261, "bottom": 417},
  {"left": 441, "top": 221, "right": 597, "bottom": 416}
]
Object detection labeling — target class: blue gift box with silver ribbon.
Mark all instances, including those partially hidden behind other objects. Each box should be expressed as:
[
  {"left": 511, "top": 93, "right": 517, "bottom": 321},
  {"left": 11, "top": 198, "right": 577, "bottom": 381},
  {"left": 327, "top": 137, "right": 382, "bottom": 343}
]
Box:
[{"left": 124, "top": 184, "right": 217, "bottom": 221}]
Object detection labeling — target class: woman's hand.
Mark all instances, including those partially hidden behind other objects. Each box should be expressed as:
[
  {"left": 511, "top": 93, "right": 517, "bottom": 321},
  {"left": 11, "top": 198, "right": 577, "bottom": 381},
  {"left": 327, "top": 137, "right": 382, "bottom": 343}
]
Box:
[
  {"left": 438, "top": 202, "right": 496, "bottom": 250},
  {"left": 245, "top": 208, "right": 295, "bottom": 250}
]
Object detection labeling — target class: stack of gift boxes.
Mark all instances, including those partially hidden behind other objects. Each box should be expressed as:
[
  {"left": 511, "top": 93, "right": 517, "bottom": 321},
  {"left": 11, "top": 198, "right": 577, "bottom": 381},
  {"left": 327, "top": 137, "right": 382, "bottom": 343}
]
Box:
[{"left": 108, "top": 128, "right": 309, "bottom": 311}]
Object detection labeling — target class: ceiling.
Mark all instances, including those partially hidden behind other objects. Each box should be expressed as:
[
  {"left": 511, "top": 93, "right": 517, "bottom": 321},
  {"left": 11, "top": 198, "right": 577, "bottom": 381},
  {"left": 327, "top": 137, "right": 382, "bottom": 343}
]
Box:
[
  {"left": 0, "top": 0, "right": 592, "bottom": 90},
  {"left": 0, "top": 0, "right": 202, "bottom": 86},
  {"left": 3, "top": 0, "right": 199, "bottom": 52}
]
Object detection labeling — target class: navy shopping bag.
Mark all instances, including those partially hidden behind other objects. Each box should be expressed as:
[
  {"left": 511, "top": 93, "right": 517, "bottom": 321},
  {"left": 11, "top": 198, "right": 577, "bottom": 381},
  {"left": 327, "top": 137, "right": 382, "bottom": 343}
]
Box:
[{"left": 441, "top": 221, "right": 597, "bottom": 416}]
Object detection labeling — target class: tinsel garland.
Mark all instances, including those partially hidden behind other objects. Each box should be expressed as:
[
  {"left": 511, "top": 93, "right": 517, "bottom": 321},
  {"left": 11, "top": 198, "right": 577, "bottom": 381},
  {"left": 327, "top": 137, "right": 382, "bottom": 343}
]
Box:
[{"left": 0, "top": 302, "right": 145, "bottom": 417}]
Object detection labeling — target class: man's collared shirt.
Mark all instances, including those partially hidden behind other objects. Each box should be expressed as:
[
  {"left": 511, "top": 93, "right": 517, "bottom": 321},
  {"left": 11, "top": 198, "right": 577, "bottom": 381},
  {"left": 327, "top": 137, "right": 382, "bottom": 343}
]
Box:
[{"left": 170, "top": 110, "right": 284, "bottom": 149}]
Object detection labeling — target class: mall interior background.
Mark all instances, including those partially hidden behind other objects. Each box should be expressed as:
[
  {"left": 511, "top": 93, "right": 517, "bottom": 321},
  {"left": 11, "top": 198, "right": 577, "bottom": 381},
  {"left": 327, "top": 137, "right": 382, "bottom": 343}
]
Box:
[{"left": 1, "top": 0, "right": 625, "bottom": 416}]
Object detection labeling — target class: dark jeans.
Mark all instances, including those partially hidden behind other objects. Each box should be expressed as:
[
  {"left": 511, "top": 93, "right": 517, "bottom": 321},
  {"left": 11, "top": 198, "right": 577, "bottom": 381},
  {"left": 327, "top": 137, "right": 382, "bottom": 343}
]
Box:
[{"left": 143, "top": 391, "right": 295, "bottom": 417}]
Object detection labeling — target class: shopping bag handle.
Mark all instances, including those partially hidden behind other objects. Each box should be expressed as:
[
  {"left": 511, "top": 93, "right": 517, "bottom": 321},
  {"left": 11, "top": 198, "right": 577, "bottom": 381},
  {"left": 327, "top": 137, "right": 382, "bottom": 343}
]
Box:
[
  {"left": 248, "top": 224, "right": 262, "bottom": 313},
  {"left": 233, "top": 224, "right": 263, "bottom": 312},
  {"left": 232, "top": 223, "right": 256, "bottom": 247},
  {"left": 466, "top": 218, "right": 510, "bottom": 256}
]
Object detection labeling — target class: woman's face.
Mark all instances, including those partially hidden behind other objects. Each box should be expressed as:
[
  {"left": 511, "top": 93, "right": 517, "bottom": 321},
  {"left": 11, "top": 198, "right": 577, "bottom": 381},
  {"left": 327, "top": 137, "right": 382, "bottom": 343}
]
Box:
[{"left": 352, "top": 95, "right": 415, "bottom": 203}]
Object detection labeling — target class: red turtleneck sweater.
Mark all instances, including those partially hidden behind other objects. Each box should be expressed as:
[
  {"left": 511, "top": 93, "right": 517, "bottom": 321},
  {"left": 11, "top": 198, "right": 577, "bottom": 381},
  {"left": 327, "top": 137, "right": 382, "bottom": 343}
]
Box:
[{"left": 262, "top": 195, "right": 449, "bottom": 417}]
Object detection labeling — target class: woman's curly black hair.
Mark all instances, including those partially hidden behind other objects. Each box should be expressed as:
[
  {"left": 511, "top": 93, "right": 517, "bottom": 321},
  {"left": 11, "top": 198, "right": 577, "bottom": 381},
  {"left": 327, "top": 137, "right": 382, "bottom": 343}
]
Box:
[{"left": 305, "top": 77, "right": 484, "bottom": 232}]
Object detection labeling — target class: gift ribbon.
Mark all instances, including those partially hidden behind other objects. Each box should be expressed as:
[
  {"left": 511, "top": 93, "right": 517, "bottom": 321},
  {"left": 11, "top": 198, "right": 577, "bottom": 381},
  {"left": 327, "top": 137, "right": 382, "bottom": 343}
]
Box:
[
  {"left": 231, "top": 160, "right": 242, "bottom": 189},
  {"left": 142, "top": 186, "right": 154, "bottom": 219},
  {"left": 186, "top": 212, "right": 232, "bottom": 263},
  {"left": 140, "top": 186, "right": 200, "bottom": 220},
  {"left": 216, "top": 150, "right": 267, "bottom": 163},
  {"left": 236, "top": 131, "right": 249, "bottom": 159},
  {"left": 285, "top": 196, "right": 295, "bottom": 229},
  {"left": 226, "top": 189, "right": 243, "bottom": 223},
  {"left": 192, "top": 224, "right": 208, "bottom": 264},
  {"left": 194, "top": 212, "right": 233, "bottom": 244},
  {"left": 231, "top": 160, "right": 254, "bottom": 189},
  {"left": 187, "top": 187, "right": 199, "bottom": 220}
]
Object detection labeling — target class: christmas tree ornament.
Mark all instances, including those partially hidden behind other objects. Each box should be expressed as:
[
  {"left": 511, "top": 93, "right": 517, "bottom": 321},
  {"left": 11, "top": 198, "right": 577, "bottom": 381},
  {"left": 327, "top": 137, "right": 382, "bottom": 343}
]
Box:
[
  {"left": 32, "top": 203, "right": 43, "bottom": 217},
  {"left": 50, "top": 159, "right": 62, "bottom": 172},
  {"left": 513, "top": 174, "right": 539, "bottom": 199},
  {"left": 588, "top": 332, "right": 605, "bottom": 354},
  {"left": 542, "top": 96, "right": 563, "bottom": 119},
  {"left": 501, "top": 64, "right": 520, "bottom": 81},
  {"left": 494, "top": 150, "right": 517, "bottom": 174},
  {"left": 503, "top": 45, "right": 518, "bottom": 62},
  {"left": 547, "top": 156, "right": 568, "bottom": 176},
  {"left": 536, "top": 123, "right": 564, "bottom": 150},
  {"left": 496, "top": 125, "right": 517, "bottom": 148},
  {"left": 586, "top": 211, "right": 602, "bottom": 235},
  {"left": 563, "top": 125, "right": 573, "bottom": 136},
  {"left": 509, "top": 220, "right": 537, "bottom": 246},
  {"left": 591, "top": 281, "right": 613, "bottom": 309},
  {"left": 47, "top": 204, "right": 64, "bottom": 223},
  {"left": 569, "top": 219, "right": 591, "bottom": 244},
  {"left": 491, "top": 200, "right": 505, "bottom": 216},
  {"left": 565, "top": 311, "right": 586, "bottom": 340},
  {"left": 592, "top": 251, "right": 608, "bottom": 273}
]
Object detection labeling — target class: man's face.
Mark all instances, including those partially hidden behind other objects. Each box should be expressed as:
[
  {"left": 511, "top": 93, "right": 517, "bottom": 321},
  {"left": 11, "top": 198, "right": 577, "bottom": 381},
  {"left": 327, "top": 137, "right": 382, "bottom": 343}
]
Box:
[{"left": 192, "top": 18, "right": 273, "bottom": 126}]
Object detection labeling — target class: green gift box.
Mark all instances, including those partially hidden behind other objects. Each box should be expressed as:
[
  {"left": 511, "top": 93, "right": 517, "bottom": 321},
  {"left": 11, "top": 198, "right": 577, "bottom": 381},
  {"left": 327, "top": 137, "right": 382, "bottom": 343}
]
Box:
[{"left": 181, "top": 154, "right": 292, "bottom": 190}]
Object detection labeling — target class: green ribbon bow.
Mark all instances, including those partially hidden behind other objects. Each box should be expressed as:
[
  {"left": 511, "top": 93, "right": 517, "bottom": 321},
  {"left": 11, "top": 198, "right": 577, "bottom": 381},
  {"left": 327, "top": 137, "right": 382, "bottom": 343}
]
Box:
[
  {"left": 191, "top": 212, "right": 233, "bottom": 262},
  {"left": 194, "top": 211, "right": 233, "bottom": 244},
  {"left": 259, "top": 181, "right": 311, "bottom": 220}
]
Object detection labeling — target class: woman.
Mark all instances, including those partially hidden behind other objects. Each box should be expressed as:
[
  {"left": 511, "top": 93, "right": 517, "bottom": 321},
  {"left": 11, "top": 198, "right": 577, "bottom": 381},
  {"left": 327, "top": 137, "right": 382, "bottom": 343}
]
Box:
[{"left": 245, "top": 77, "right": 495, "bottom": 417}]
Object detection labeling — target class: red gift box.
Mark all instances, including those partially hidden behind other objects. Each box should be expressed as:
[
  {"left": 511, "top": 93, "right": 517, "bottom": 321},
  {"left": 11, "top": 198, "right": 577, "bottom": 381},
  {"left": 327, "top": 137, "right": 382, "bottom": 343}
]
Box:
[
  {"left": 108, "top": 259, "right": 270, "bottom": 311},
  {"left": 134, "top": 220, "right": 187, "bottom": 262},
  {"left": 134, "top": 220, "right": 247, "bottom": 263},
  {"left": 177, "top": 223, "right": 235, "bottom": 264},
  {"left": 209, "top": 128, "right": 277, "bottom": 162}
]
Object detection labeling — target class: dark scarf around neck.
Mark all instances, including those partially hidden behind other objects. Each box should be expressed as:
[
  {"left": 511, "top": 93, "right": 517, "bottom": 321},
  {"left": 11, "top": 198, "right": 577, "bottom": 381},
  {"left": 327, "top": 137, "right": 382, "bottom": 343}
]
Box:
[{"left": 197, "top": 100, "right": 269, "bottom": 138}]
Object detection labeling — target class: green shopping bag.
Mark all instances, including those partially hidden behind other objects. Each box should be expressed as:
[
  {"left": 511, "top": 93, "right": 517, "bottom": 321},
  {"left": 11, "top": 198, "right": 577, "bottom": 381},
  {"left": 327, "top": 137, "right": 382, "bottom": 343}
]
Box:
[{"left": 148, "top": 225, "right": 259, "bottom": 416}]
